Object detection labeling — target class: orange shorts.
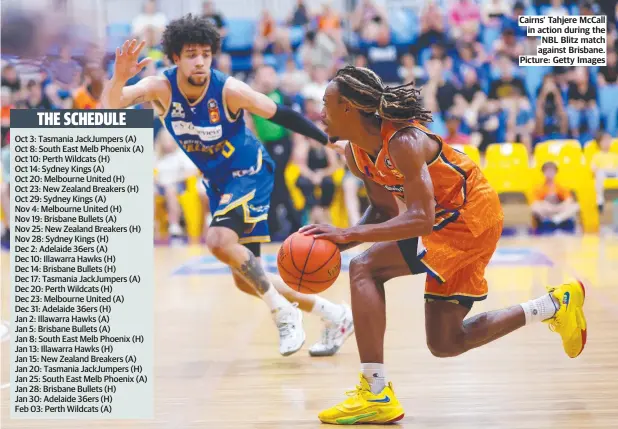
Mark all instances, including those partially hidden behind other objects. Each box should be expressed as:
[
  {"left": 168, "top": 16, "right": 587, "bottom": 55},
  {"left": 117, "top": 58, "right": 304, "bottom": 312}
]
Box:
[{"left": 418, "top": 218, "right": 503, "bottom": 305}]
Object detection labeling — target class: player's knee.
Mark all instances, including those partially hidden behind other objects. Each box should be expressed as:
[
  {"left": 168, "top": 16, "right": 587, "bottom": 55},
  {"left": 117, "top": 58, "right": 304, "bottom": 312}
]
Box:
[
  {"left": 205, "top": 230, "right": 233, "bottom": 263},
  {"left": 349, "top": 254, "right": 371, "bottom": 282},
  {"left": 426, "top": 331, "right": 464, "bottom": 358}
]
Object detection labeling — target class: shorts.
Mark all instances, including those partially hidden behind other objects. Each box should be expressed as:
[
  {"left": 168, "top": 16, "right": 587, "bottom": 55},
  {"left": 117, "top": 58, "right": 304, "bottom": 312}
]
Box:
[
  {"left": 203, "top": 148, "right": 275, "bottom": 245},
  {"left": 398, "top": 218, "right": 503, "bottom": 307}
]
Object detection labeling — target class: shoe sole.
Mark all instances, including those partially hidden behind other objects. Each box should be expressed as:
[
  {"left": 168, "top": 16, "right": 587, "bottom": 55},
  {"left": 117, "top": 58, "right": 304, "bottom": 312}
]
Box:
[
  {"left": 309, "top": 319, "right": 355, "bottom": 357},
  {"left": 319, "top": 413, "right": 405, "bottom": 425},
  {"left": 572, "top": 279, "right": 587, "bottom": 358}
]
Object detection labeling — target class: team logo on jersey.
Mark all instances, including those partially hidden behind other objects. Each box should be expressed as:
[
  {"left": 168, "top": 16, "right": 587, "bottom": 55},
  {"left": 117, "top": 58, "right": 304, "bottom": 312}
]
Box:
[
  {"left": 172, "top": 102, "right": 185, "bottom": 118},
  {"left": 208, "top": 99, "right": 220, "bottom": 123},
  {"left": 384, "top": 156, "right": 394, "bottom": 169}
]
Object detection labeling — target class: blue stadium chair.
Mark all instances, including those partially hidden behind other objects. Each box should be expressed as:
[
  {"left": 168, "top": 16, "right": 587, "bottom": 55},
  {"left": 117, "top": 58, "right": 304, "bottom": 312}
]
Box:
[
  {"left": 222, "top": 19, "right": 256, "bottom": 52},
  {"left": 427, "top": 113, "right": 447, "bottom": 136}
]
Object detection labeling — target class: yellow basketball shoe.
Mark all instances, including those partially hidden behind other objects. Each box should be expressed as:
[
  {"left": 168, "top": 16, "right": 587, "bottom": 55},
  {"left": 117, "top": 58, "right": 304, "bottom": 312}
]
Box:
[
  {"left": 318, "top": 374, "right": 404, "bottom": 425},
  {"left": 544, "top": 279, "right": 587, "bottom": 358}
]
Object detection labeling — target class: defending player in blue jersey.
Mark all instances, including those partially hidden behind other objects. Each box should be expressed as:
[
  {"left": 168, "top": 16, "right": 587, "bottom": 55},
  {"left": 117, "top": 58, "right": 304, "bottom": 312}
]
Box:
[{"left": 101, "top": 14, "right": 353, "bottom": 357}]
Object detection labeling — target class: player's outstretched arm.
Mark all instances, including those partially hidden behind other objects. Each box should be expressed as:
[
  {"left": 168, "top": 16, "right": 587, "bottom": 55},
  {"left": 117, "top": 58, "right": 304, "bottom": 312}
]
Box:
[
  {"left": 223, "top": 78, "right": 340, "bottom": 151},
  {"left": 101, "top": 39, "right": 166, "bottom": 110}
]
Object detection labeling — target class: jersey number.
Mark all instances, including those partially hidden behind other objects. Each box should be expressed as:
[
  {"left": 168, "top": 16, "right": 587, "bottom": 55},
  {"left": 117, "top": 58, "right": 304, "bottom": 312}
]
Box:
[{"left": 222, "top": 141, "right": 235, "bottom": 158}]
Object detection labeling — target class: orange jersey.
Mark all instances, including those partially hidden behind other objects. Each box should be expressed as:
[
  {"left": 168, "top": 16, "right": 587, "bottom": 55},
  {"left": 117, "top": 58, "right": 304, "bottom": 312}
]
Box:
[
  {"left": 350, "top": 120, "right": 503, "bottom": 237},
  {"left": 73, "top": 86, "right": 99, "bottom": 109}
]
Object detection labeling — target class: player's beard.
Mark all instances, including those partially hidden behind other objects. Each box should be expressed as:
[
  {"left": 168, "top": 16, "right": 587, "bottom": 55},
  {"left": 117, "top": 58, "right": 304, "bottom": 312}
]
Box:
[{"left": 187, "top": 74, "right": 209, "bottom": 87}]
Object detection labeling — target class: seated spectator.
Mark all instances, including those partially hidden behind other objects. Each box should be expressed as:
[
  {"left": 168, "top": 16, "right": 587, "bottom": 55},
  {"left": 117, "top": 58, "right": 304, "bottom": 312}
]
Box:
[
  {"left": 566, "top": 67, "right": 600, "bottom": 138},
  {"left": 448, "top": 0, "right": 481, "bottom": 40},
  {"left": 292, "top": 104, "right": 341, "bottom": 225},
  {"left": 414, "top": 1, "right": 447, "bottom": 56},
  {"left": 280, "top": 58, "right": 311, "bottom": 96},
  {"left": 504, "top": 86, "right": 534, "bottom": 151},
  {"left": 398, "top": 54, "right": 426, "bottom": 86},
  {"left": 493, "top": 28, "right": 524, "bottom": 63},
  {"left": 202, "top": 1, "right": 227, "bottom": 38},
  {"left": 481, "top": 0, "right": 510, "bottom": 28},
  {"left": 132, "top": 0, "right": 167, "bottom": 42},
  {"left": 154, "top": 130, "right": 198, "bottom": 239},
  {"left": 530, "top": 161, "right": 579, "bottom": 234},
  {"left": 545, "top": 0, "right": 569, "bottom": 16},
  {"left": 297, "top": 30, "right": 340, "bottom": 70},
  {"left": 598, "top": 50, "right": 618, "bottom": 87},
  {"left": 535, "top": 73, "right": 568, "bottom": 139},
  {"left": 423, "top": 58, "right": 458, "bottom": 116},
  {"left": 472, "top": 102, "right": 502, "bottom": 152},
  {"left": 443, "top": 114, "right": 471, "bottom": 145},
  {"left": 488, "top": 55, "right": 527, "bottom": 113},
  {"left": 1, "top": 63, "right": 24, "bottom": 101},
  {"left": 287, "top": 0, "right": 310, "bottom": 27},
  {"left": 350, "top": 0, "right": 389, "bottom": 43},
  {"left": 24, "top": 80, "right": 52, "bottom": 109},
  {"left": 591, "top": 132, "right": 618, "bottom": 212},
  {"left": 453, "top": 66, "right": 486, "bottom": 129},
  {"left": 301, "top": 65, "right": 330, "bottom": 111}
]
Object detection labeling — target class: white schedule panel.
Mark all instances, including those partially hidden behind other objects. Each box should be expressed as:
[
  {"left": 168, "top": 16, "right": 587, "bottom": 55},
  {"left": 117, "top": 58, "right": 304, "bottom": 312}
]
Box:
[{"left": 9, "top": 110, "right": 154, "bottom": 419}]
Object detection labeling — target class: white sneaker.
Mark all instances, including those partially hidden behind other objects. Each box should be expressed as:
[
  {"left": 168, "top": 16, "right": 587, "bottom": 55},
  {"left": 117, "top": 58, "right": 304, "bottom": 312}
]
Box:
[
  {"left": 309, "top": 302, "right": 354, "bottom": 357},
  {"left": 272, "top": 303, "right": 305, "bottom": 356}
]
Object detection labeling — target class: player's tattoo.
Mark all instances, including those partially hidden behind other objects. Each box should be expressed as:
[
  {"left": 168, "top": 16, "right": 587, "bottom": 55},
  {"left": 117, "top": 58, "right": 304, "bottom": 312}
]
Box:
[{"left": 238, "top": 249, "right": 271, "bottom": 294}]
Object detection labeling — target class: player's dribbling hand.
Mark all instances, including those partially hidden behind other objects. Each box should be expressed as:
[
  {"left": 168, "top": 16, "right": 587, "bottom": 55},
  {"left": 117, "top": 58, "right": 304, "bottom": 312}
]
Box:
[
  {"left": 113, "top": 39, "right": 153, "bottom": 82},
  {"left": 299, "top": 224, "right": 352, "bottom": 244}
]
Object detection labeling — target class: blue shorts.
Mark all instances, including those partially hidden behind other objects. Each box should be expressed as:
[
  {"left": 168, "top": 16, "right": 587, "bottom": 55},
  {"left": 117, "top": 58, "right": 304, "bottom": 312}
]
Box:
[{"left": 203, "top": 148, "right": 275, "bottom": 245}]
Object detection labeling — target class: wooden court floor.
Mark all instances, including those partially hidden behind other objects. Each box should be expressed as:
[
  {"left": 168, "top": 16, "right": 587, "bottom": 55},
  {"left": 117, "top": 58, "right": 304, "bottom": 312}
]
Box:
[{"left": 1, "top": 234, "right": 618, "bottom": 428}]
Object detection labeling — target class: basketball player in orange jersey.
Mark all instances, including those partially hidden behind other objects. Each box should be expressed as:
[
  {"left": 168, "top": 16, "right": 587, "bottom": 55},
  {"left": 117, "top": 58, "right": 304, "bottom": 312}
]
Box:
[{"left": 300, "top": 66, "right": 587, "bottom": 425}]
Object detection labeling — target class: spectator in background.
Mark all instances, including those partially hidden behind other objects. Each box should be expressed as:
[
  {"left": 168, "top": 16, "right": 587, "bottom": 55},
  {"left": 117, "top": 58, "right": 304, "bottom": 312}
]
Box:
[
  {"left": 202, "top": 0, "right": 227, "bottom": 38},
  {"left": 598, "top": 50, "right": 618, "bottom": 135},
  {"left": 246, "top": 65, "right": 301, "bottom": 239},
  {"left": 488, "top": 55, "right": 527, "bottom": 112},
  {"left": 73, "top": 63, "right": 105, "bottom": 109},
  {"left": 535, "top": 73, "right": 568, "bottom": 139},
  {"left": 530, "top": 161, "right": 579, "bottom": 234},
  {"left": 398, "top": 54, "right": 425, "bottom": 86},
  {"left": 215, "top": 53, "right": 232, "bottom": 76},
  {"left": 545, "top": 0, "right": 569, "bottom": 16},
  {"left": 132, "top": 0, "right": 167, "bottom": 42},
  {"left": 1, "top": 64, "right": 23, "bottom": 101},
  {"left": 414, "top": 1, "right": 447, "bottom": 57},
  {"left": 493, "top": 28, "right": 524, "bottom": 63},
  {"left": 301, "top": 65, "right": 330, "bottom": 111},
  {"left": 566, "top": 67, "right": 599, "bottom": 138},
  {"left": 287, "top": 0, "right": 310, "bottom": 27},
  {"left": 591, "top": 132, "right": 618, "bottom": 212},
  {"left": 254, "top": 10, "right": 292, "bottom": 54},
  {"left": 448, "top": 0, "right": 481, "bottom": 40},
  {"left": 481, "top": 0, "right": 510, "bottom": 28},
  {"left": 443, "top": 114, "right": 471, "bottom": 145},
  {"left": 24, "top": 80, "right": 52, "bottom": 109},
  {"left": 350, "top": 0, "right": 389, "bottom": 43},
  {"left": 292, "top": 101, "right": 340, "bottom": 225},
  {"left": 280, "top": 57, "right": 311, "bottom": 96},
  {"left": 504, "top": 85, "right": 534, "bottom": 151},
  {"left": 453, "top": 66, "right": 486, "bottom": 130},
  {"left": 154, "top": 130, "right": 198, "bottom": 239},
  {"left": 297, "top": 29, "right": 340, "bottom": 70}
]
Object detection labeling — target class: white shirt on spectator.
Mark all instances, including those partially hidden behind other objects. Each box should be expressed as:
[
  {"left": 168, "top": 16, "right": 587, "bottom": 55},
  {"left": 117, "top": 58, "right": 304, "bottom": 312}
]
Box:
[
  {"left": 132, "top": 12, "right": 167, "bottom": 37},
  {"left": 155, "top": 149, "right": 197, "bottom": 187}
]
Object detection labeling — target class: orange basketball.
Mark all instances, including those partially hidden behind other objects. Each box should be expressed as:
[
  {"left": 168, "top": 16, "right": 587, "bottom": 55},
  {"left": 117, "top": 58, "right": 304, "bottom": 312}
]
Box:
[{"left": 277, "top": 232, "right": 342, "bottom": 294}]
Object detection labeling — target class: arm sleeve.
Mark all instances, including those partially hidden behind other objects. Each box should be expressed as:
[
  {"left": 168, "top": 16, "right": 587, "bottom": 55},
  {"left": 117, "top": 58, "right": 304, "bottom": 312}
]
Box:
[{"left": 269, "top": 104, "right": 328, "bottom": 145}]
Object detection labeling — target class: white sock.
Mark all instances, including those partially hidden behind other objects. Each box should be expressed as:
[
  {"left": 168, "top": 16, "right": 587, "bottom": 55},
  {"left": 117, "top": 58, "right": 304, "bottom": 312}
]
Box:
[
  {"left": 263, "top": 287, "right": 290, "bottom": 311},
  {"left": 311, "top": 296, "right": 344, "bottom": 324},
  {"left": 520, "top": 294, "right": 559, "bottom": 324},
  {"left": 361, "top": 363, "right": 386, "bottom": 394}
]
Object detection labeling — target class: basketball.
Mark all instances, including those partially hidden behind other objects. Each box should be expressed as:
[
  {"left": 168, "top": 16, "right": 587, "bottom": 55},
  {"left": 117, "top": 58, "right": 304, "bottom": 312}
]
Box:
[{"left": 277, "top": 232, "right": 342, "bottom": 294}]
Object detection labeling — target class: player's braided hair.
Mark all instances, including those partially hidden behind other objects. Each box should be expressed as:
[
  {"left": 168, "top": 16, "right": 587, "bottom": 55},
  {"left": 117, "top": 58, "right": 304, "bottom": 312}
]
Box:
[
  {"left": 162, "top": 13, "right": 221, "bottom": 62},
  {"left": 333, "top": 66, "right": 433, "bottom": 123}
]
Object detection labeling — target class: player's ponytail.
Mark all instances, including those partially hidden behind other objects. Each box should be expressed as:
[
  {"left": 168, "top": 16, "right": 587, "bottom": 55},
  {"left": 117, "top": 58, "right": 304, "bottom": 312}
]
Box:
[{"left": 333, "top": 66, "right": 433, "bottom": 123}]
